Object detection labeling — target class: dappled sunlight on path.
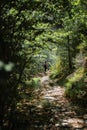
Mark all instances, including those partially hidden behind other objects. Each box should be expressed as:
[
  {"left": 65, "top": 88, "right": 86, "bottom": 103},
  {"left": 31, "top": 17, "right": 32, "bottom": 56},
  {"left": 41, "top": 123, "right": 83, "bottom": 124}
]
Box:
[
  {"left": 17, "top": 74, "right": 87, "bottom": 130},
  {"left": 39, "top": 74, "right": 69, "bottom": 105},
  {"left": 34, "top": 74, "right": 87, "bottom": 129},
  {"left": 42, "top": 86, "right": 66, "bottom": 101}
]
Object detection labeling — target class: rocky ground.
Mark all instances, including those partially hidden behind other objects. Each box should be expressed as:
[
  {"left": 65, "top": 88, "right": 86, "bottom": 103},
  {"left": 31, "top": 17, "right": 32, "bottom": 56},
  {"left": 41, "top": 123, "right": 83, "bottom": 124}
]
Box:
[{"left": 15, "top": 73, "right": 87, "bottom": 130}]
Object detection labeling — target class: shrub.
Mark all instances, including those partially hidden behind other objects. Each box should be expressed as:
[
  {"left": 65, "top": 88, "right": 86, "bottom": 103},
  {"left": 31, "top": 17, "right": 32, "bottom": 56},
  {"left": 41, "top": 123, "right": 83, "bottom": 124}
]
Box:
[
  {"left": 65, "top": 67, "right": 87, "bottom": 103},
  {"left": 18, "top": 77, "right": 41, "bottom": 100},
  {"left": 50, "top": 57, "right": 69, "bottom": 84},
  {"left": 26, "top": 77, "right": 40, "bottom": 89}
]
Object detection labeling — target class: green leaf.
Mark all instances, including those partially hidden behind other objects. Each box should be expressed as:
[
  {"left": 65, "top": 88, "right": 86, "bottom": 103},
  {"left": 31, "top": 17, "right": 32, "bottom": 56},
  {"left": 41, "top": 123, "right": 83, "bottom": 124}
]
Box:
[{"left": 4, "top": 63, "right": 14, "bottom": 72}]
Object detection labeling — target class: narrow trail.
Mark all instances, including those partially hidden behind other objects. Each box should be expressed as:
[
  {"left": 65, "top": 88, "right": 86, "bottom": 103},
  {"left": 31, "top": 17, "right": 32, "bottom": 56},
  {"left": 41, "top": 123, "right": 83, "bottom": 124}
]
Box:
[
  {"left": 21, "top": 73, "right": 87, "bottom": 130},
  {"left": 38, "top": 74, "right": 87, "bottom": 130}
]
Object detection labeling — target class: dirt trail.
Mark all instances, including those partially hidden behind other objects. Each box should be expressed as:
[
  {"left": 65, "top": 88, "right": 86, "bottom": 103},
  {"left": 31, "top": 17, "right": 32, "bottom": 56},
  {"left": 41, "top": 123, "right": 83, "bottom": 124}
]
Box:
[
  {"left": 19, "top": 74, "right": 87, "bottom": 130},
  {"left": 32, "top": 74, "right": 87, "bottom": 130}
]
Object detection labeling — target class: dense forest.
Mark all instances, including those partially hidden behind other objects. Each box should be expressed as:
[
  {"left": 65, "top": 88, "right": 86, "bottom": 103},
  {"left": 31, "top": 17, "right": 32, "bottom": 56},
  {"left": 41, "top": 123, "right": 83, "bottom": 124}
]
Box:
[{"left": 0, "top": 0, "right": 87, "bottom": 130}]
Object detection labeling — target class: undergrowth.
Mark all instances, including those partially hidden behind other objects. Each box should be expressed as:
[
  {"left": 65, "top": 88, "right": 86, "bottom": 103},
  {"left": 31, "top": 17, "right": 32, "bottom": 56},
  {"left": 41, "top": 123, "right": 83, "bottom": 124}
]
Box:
[
  {"left": 50, "top": 57, "right": 69, "bottom": 85},
  {"left": 65, "top": 67, "right": 87, "bottom": 105}
]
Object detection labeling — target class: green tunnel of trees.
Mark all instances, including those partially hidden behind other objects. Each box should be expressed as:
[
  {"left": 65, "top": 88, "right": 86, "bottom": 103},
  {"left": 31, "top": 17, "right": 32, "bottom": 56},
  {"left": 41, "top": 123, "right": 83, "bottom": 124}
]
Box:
[{"left": 0, "top": 0, "right": 87, "bottom": 129}]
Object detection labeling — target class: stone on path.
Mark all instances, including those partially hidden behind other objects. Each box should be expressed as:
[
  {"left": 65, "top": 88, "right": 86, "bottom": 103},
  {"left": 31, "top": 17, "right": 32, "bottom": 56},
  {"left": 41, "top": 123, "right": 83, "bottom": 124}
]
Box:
[{"left": 43, "top": 96, "right": 55, "bottom": 100}]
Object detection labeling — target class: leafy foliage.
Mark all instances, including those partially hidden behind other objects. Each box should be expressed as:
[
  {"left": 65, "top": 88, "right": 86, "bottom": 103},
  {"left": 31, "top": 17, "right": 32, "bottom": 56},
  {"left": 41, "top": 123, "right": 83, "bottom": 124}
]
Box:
[
  {"left": 65, "top": 60, "right": 87, "bottom": 103},
  {"left": 0, "top": 0, "right": 87, "bottom": 129}
]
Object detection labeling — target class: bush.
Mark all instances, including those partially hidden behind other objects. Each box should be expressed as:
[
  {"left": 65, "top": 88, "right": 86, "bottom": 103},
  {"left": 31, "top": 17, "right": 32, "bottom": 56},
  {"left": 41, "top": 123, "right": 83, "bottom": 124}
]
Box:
[
  {"left": 50, "top": 57, "right": 69, "bottom": 84},
  {"left": 27, "top": 77, "right": 40, "bottom": 89},
  {"left": 65, "top": 67, "right": 87, "bottom": 103},
  {"left": 18, "top": 77, "right": 41, "bottom": 100}
]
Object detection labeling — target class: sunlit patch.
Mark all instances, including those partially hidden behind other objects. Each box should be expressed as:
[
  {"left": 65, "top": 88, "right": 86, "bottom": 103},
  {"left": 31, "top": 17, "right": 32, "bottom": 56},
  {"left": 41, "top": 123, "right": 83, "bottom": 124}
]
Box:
[{"left": 67, "top": 118, "right": 84, "bottom": 128}]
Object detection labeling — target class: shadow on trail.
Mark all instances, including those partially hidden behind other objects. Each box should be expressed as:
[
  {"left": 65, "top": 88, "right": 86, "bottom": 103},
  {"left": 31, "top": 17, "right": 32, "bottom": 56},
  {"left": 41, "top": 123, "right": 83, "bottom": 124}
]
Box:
[{"left": 6, "top": 73, "right": 87, "bottom": 130}]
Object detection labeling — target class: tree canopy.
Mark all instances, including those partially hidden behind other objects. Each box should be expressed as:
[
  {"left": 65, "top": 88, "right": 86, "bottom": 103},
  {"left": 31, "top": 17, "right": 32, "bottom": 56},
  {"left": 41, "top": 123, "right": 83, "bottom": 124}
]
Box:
[{"left": 0, "top": 0, "right": 87, "bottom": 129}]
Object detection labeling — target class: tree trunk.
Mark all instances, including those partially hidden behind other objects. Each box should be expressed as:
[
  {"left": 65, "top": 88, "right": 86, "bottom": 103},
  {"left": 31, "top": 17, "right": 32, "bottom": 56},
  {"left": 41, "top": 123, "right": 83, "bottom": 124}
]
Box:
[{"left": 67, "top": 35, "right": 72, "bottom": 71}]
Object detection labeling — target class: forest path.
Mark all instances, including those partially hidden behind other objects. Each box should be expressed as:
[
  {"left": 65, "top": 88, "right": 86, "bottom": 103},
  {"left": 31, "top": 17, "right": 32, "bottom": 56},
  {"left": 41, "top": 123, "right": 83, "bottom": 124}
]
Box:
[
  {"left": 40, "top": 74, "right": 68, "bottom": 105},
  {"left": 21, "top": 73, "right": 87, "bottom": 130},
  {"left": 27, "top": 73, "right": 87, "bottom": 130}
]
